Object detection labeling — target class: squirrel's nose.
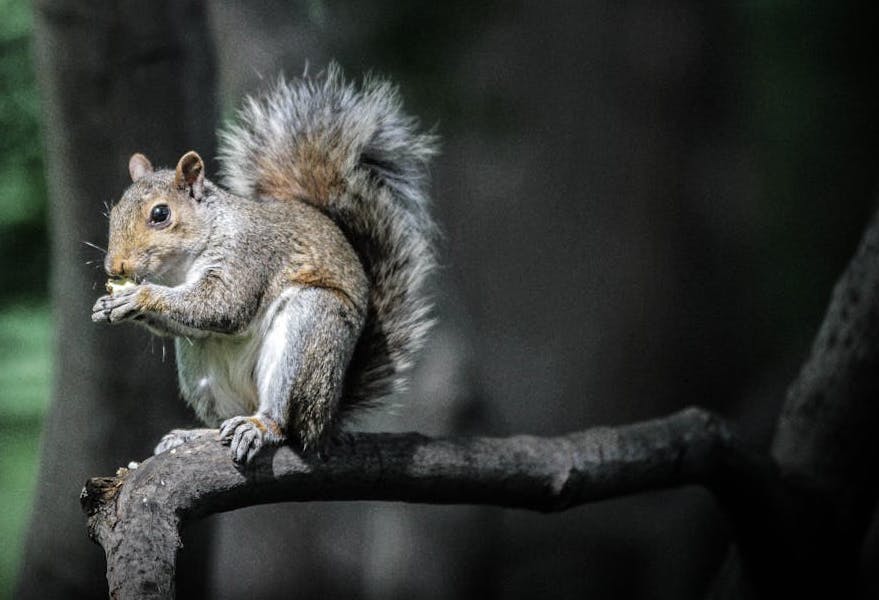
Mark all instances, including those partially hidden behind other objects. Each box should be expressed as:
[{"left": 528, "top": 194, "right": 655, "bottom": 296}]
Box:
[{"left": 105, "top": 257, "right": 130, "bottom": 278}]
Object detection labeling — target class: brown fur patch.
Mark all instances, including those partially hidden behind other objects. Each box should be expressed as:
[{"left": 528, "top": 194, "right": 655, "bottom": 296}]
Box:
[
  {"left": 139, "top": 287, "right": 170, "bottom": 313},
  {"left": 246, "top": 416, "right": 267, "bottom": 433},
  {"left": 255, "top": 154, "right": 304, "bottom": 201},
  {"left": 256, "top": 136, "right": 345, "bottom": 205},
  {"left": 289, "top": 264, "right": 360, "bottom": 311},
  {"left": 247, "top": 415, "right": 282, "bottom": 437},
  {"left": 289, "top": 263, "right": 330, "bottom": 287}
]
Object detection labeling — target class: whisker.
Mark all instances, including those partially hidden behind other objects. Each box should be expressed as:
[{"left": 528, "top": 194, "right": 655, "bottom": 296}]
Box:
[{"left": 82, "top": 240, "right": 107, "bottom": 254}]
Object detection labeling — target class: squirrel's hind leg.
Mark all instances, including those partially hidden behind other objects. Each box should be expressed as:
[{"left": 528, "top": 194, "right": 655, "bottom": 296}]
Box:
[{"left": 218, "top": 286, "right": 364, "bottom": 464}]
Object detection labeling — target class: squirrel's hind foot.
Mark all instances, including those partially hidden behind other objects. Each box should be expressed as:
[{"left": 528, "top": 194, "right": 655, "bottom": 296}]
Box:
[{"left": 218, "top": 414, "right": 284, "bottom": 464}]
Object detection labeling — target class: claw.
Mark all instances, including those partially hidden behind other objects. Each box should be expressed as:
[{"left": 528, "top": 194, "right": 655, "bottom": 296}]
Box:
[
  {"left": 233, "top": 429, "right": 260, "bottom": 463},
  {"left": 91, "top": 285, "right": 145, "bottom": 324},
  {"left": 218, "top": 414, "right": 283, "bottom": 465},
  {"left": 218, "top": 416, "right": 247, "bottom": 442}
]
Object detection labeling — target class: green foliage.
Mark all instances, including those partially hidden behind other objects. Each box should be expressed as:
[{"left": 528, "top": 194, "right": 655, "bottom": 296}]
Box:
[
  {"left": 0, "top": 305, "right": 51, "bottom": 419},
  {"left": 0, "top": 0, "right": 48, "bottom": 304},
  {"left": 0, "top": 0, "right": 45, "bottom": 229},
  {"left": 0, "top": 0, "right": 49, "bottom": 595},
  {"left": 0, "top": 304, "right": 49, "bottom": 597},
  {"left": 0, "top": 420, "right": 42, "bottom": 598}
]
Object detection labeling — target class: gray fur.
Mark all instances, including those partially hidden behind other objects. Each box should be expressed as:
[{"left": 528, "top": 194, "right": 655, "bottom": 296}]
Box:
[
  {"left": 96, "top": 66, "right": 435, "bottom": 461},
  {"left": 96, "top": 184, "right": 370, "bottom": 454},
  {"left": 218, "top": 64, "right": 438, "bottom": 410},
  {"left": 177, "top": 285, "right": 362, "bottom": 453}
]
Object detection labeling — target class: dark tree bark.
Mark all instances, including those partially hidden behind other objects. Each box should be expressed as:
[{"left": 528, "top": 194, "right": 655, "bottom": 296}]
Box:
[
  {"left": 704, "top": 210, "right": 879, "bottom": 599},
  {"left": 81, "top": 206, "right": 879, "bottom": 599},
  {"left": 82, "top": 408, "right": 770, "bottom": 599},
  {"left": 17, "top": 2, "right": 217, "bottom": 598}
]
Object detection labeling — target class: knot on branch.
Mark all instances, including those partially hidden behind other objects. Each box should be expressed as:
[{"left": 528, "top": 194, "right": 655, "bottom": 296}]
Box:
[{"left": 81, "top": 467, "right": 131, "bottom": 516}]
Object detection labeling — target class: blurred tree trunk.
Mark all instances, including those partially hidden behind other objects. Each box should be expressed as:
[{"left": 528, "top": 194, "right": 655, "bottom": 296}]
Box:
[{"left": 17, "top": 1, "right": 217, "bottom": 598}]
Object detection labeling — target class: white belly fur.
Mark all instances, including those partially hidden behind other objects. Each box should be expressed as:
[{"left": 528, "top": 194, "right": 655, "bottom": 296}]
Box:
[{"left": 175, "top": 288, "right": 300, "bottom": 425}]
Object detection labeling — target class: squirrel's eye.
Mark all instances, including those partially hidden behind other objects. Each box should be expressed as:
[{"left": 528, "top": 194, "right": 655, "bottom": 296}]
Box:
[{"left": 149, "top": 204, "right": 170, "bottom": 225}]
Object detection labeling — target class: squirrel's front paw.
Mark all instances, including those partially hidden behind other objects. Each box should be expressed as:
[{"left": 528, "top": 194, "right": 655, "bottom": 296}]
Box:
[
  {"left": 219, "top": 414, "right": 284, "bottom": 464},
  {"left": 154, "top": 428, "right": 215, "bottom": 455},
  {"left": 91, "top": 287, "right": 143, "bottom": 324}
]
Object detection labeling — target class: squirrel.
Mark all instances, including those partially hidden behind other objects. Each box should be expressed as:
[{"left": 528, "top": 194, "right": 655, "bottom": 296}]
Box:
[{"left": 91, "top": 65, "right": 437, "bottom": 463}]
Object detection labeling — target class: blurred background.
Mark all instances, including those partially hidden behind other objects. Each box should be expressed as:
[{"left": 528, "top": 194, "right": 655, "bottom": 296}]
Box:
[{"left": 3, "top": 1, "right": 879, "bottom": 598}]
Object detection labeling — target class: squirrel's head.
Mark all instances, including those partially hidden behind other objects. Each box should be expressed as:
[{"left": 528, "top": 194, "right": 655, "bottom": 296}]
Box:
[{"left": 105, "top": 151, "right": 211, "bottom": 286}]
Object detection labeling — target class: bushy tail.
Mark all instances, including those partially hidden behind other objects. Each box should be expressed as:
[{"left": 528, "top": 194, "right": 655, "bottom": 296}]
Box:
[{"left": 218, "top": 64, "right": 437, "bottom": 409}]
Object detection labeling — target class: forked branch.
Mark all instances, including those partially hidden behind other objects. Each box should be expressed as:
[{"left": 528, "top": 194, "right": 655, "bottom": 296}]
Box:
[
  {"left": 82, "top": 407, "right": 774, "bottom": 599},
  {"left": 83, "top": 209, "right": 879, "bottom": 600}
]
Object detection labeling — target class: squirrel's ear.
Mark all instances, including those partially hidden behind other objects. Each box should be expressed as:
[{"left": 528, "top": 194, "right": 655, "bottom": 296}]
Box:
[
  {"left": 128, "top": 153, "right": 153, "bottom": 182},
  {"left": 175, "top": 151, "right": 205, "bottom": 200}
]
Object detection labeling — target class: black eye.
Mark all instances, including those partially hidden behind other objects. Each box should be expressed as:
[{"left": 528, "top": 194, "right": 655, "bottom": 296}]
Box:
[{"left": 149, "top": 204, "right": 170, "bottom": 225}]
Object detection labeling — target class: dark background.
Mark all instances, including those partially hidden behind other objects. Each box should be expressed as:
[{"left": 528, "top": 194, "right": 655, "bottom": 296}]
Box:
[{"left": 3, "top": 1, "right": 879, "bottom": 598}]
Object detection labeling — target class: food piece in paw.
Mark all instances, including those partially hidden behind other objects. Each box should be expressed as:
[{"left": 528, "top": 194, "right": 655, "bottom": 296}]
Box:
[{"left": 106, "top": 277, "right": 136, "bottom": 295}]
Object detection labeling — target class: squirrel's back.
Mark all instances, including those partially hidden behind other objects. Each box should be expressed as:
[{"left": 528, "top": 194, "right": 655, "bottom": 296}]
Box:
[{"left": 218, "top": 65, "right": 437, "bottom": 410}]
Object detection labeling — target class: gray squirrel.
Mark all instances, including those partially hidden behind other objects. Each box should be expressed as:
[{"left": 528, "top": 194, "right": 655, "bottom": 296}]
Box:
[{"left": 91, "top": 66, "right": 437, "bottom": 463}]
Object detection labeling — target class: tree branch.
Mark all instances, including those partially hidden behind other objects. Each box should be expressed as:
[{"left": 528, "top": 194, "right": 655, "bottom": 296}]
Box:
[
  {"left": 82, "top": 407, "right": 772, "bottom": 599},
  {"left": 82, "top": 208, "right": 879, "bottom": 599},
  {"left": 773, "top": 210, "right": 879, "bottom": 517},
  {"left": 706, "top": 210, "right": 879, "bottom": 600}
]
